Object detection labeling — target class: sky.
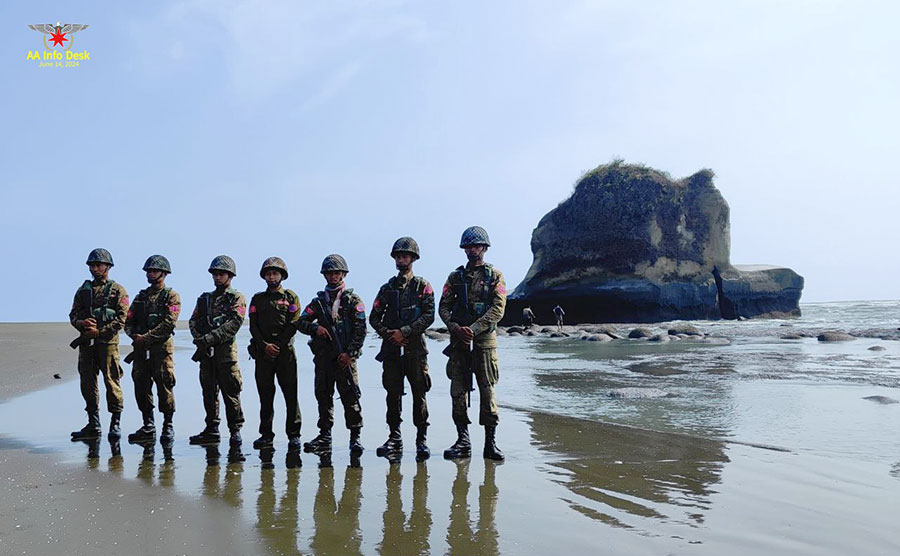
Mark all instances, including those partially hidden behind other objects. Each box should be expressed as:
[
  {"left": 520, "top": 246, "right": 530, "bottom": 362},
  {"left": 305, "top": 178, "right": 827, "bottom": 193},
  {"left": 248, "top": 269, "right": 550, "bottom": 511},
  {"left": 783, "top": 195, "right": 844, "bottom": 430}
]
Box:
[{"left": 1, "top": 1, "right": 898, "bottom": 322}]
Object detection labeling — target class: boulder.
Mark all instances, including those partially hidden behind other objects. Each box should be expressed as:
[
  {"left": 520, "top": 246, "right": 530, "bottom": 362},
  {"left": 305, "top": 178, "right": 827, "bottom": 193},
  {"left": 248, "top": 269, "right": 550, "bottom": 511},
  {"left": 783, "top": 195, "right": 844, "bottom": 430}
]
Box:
[
  {"left": 817, "top": 331, "right": 856, "bottom": 342},
  {"left": 667, "top": 323, "right": 703, "bottom": 336},
  {"left": 628, "top": 327, "right": 654, "bottom": 339},
  {"left": 501, "top": 161, "right": 803, "bottom": 323},
  {"left": 868, "top": 346, "right": 886, "bottom": 351}
]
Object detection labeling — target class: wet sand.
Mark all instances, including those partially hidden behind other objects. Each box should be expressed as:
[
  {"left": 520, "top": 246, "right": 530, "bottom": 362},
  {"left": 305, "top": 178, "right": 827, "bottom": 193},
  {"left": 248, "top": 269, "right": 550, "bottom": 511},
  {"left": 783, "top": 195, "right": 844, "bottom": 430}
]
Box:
[{"left": 1, "top": 322, "right": 899, "bottom": 555}]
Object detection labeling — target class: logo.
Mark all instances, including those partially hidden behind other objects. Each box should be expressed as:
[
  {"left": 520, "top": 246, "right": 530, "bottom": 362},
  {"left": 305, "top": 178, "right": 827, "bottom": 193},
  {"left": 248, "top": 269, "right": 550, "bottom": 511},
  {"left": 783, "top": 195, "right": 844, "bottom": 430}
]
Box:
[{"left": 27, "top": 21, "right": 90, "bottom": 68}]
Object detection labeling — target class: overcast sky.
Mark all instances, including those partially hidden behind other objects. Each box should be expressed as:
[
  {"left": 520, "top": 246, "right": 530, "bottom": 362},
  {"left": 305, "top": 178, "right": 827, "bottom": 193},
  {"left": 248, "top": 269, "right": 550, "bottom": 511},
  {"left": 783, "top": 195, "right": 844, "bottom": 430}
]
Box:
[{"left": 2, "top": 1, "right": 898, "bottom": 322}]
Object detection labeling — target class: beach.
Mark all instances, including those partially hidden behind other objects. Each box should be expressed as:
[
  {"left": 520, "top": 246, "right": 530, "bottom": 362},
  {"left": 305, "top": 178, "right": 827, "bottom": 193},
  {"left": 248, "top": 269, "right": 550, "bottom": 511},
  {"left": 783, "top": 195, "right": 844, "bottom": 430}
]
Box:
[{"left": 1, "top": 304, "right": 899, "bottom": 555}]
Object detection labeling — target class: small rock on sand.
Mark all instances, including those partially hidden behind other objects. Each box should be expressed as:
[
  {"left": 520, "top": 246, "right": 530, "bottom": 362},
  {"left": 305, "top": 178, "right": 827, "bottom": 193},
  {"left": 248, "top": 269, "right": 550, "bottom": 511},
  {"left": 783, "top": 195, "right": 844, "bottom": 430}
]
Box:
[
  {"left": 863, "top": 395, "right": 898, "bottom": 404},
  {"left": 868, "top": 346, "right": 886, "bottom": 351},
  {"left": 817, "top": 331, "right": 856, "bottom": 342}
]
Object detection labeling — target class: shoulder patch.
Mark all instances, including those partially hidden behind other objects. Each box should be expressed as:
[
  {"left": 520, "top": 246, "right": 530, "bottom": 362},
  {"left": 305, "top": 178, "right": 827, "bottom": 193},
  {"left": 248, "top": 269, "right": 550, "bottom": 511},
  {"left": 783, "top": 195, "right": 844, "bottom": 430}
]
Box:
[
  {"left": 169, "top": 305, "right": 181, "bottom": 315},
  {"left": 496, "top": 281, "right": 506, "bottom": 295},
  {"left": 304, "top": 305, "right": 316, "bottom": 316},
  {"left": 423, "top": 283, "right": 434, "bottom": 295},
  {"left": 249, "top": 305, "right": 257, "bottom": 314},
  {"left": 237, "top": 306, "right": 246, "bottom": 317},
  {"left": 442, "top": 283, "right": 451, "bottom": 296},
  {"left": 120, "top": 295, "right": 130, "bottom": 307},
  {"left": 355, "top": 303, "right": 365, "bottom": 313},
  {"left": 373, "top": 298, "right": 381, "bottom": 310}
]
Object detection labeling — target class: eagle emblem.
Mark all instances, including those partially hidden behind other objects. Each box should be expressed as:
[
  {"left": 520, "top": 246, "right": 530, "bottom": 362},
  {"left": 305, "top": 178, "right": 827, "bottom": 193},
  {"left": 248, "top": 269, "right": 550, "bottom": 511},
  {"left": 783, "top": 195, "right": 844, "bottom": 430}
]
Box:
[{"left": 28, "top": 21, "right": 89, "bottom": 50}]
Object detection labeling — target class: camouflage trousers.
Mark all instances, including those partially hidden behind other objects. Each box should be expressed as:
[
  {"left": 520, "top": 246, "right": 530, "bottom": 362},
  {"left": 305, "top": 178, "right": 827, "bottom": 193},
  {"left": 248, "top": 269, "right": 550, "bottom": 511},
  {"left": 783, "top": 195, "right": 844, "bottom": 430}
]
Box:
[
  {"left": 199, "top": 356, "right": 244, "bottom": 432},
  {"left": 313, "top": 356, "right": 362, "bottom": 431},
  {"left": 255, "top": 347, "right": 301, "bottom": 439},
  {"left": 446, "top": 346, "right": 499, "bottom": 427},
  {"left": 131, "top": 342, "right": 176, "bottom": 415},
  {"left": 381, "top": 352, "right": 431, "bottom": 428},
  {"left": 77, "top": 342, "right": 124, "bottom": 414}
]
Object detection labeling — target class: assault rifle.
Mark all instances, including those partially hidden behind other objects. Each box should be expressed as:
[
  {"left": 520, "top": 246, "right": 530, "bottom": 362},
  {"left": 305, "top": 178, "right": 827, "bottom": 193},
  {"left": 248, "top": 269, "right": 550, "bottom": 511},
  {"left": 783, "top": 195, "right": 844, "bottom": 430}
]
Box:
[
  {"left": 441, "top": 277, "right": 474, "bottom": 406},
  {"left": 374, "top": 289, "right": 403, "bottom": 363},
  {"left": 315, "top": 298, "right": 362, "bottom": 403},
  {"left": 191, "top": 293, "right": 213, "bottom": 362},
  {"left": 69, "top": 286, "right": 94, "bottom": 349},
  {"left": 123, "top": 300, "right": 148, "bottom": 365}
]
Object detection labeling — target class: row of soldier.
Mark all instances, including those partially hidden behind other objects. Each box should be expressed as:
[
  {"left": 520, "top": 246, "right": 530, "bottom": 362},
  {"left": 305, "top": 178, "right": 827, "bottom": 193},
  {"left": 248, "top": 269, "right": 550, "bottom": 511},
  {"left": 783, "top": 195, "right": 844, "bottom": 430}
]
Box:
[{"left": 68, "top": 226, "right": 507, "bottom": 462}]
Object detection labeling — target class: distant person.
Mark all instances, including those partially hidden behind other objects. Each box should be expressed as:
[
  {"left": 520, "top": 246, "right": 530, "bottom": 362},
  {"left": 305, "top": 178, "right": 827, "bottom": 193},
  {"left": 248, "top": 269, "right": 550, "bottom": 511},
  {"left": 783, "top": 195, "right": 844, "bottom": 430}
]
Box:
[
  {"left": 297, "top": 255, "right": 368, "bottom": 456},
  {"left": 369, "top": 237, "right": 436, "bottom": 462},
  {"left": 124, "top": 255, "right": 181, "bottom": 445},
  {"left": 248, "top": 257, "right": 302, "bottom": 451},
  {"left": 553, "top": 304, "right": 565, "bottom": 331},
  {"left": 188, "top": 256, "right": 247, "bottom": 447},
  {"left": 68, "top": 248, "right": 129, "bottom": 441},
  {"left": 439, "top": 226, "right": 507, "bottom": 461},
  {"left": 522, "top": 306, "right": 536, "bottom": 329}
]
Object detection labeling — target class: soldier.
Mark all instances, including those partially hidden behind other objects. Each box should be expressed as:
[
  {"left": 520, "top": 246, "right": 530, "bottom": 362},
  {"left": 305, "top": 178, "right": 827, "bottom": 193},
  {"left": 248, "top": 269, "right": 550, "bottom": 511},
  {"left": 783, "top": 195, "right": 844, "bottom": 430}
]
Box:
[
  {"left": 124, "top": 255, "right": 181, "bottom": 444},
  {"left": 248, "top": 257, "right": 302, "bottom": 451},
  {"left": 188, "top": 256, "right": 247, "bottom": 446},
  {"left": 553, "top": 304, "right": 565, "bottom": 331},
  {"left": 369, "top": 237, "right": 436, "bottom": 461},
  {"left": 296, "top": 255, "right": 367, "bottom": 455},
  {"left": 439, "top": 226, "right": 507, "bottom": 461},
  {"left": 69, "top": 248, "right": 129, "bottom": 440}
]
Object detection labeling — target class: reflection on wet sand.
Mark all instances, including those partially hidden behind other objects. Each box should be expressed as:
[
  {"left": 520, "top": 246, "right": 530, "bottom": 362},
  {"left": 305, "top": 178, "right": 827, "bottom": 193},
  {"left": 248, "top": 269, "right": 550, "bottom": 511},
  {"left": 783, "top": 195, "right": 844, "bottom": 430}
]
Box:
[
  {"left": 446, "top": 460, "right": 500, "bottom": 555},
  {"left": 311, "top": 456, "right": 364, "bottom": 556},
  {"left": 528, "top": 409, "right": 728, "bottom": 529},
  {"left": 201, "top": 445, "right": 245, "bottom": 509},
  {"left": 256, "top": 450, "right": 302, "bottom": 555},
  {"left": 378, "top": 463, "right": 432, "bottom": 555}
]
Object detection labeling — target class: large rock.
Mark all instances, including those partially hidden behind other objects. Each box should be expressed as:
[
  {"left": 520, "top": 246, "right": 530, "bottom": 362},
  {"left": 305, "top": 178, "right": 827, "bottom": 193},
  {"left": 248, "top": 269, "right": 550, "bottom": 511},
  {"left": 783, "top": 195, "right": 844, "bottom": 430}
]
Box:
[{"left": 503, "top": 161, "right": 803, "bottom": 324}]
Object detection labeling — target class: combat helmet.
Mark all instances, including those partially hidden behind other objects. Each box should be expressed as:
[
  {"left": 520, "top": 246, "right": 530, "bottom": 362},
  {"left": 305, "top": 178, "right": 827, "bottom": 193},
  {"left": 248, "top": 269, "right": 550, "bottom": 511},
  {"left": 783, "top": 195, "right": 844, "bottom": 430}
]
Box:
[
  {"left": 86, "top": 248, "right": 114, "bottom": 267},
  {"left": 208, "top": 255, "right": 237, "bottom": 276},
  {"left": 320, "top": 254, "right": 349, "bottom": 274},
  {"left": 459, "top": 226, "right": 490, "bottom": 248},
  {"left": 391, "top": 237, "right": 420, "bottom": 260},
  {"left": 142, "top": 255, "right": 171, "bottom": 274},
  {"left": 260, "top": 256, "right": 288, "bottom": 279}
]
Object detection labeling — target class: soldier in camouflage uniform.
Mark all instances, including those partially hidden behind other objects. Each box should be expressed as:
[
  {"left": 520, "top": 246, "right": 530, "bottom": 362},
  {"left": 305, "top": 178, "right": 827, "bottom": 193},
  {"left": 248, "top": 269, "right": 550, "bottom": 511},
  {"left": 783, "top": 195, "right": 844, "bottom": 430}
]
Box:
[
  {"left": 248, "top": 257, "right": 303, "bottom": 451},
  {"left": 296, "top": 255, "right": 367, "bottom": 455},
  {"left": 69, "top": 248, "right": 129, "bottom": 440},
  {"left": 188, "top": 255, "right": 247, "bottom": 446},
  {"left": 124, "top": 255, "right": 181, "bottom": 444},
  {"left": 439, "top": 226, "right": 507, "bottom": 461},
  {"left": 369, "top": 237, "right": 435, "bottom": 461}
]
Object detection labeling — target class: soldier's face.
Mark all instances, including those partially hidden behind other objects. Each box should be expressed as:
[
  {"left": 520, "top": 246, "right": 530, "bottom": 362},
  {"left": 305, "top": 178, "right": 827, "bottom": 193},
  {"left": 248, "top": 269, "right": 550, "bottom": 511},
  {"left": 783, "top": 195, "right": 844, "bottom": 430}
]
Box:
[
  {"left": 145, "top": 270, "right": 164, "bottom": 284},
  {"left": 264, "top": 269, "right": 282, "bottom": 288},
  {"left": 88, "top": 263, "right": 109, "bottom": 279},
  {"left": 212, "top": 270, "right": 232, "bottom": 288},
  {"left": 324, "top": 270, "right": 345, "bottom": 287},
  {"left": 394, "top": 253, "right": 413, "bottom": 272},
  {"left": 463, "top": 245, "right": 487, "bottom": 262}
]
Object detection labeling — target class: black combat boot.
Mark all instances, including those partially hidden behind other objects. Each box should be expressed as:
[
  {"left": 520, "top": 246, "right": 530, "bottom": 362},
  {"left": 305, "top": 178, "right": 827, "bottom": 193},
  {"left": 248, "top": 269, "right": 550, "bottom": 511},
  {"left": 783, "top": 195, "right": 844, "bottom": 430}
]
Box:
[
  {"left": 229, "top": 429, "right": 242, "bottom": 446},
  {"left": 376, "top": 427, "right": 402, "bottom": 457},
  {"left": 415, "top": 426, "right": 430, "bottom": 462},
  {"left": 287, "top": 435, "right": 303, "bottom": 452},
  {"left": 189, "top": 425, "right": 220, "bottom": 445},
  {"left": 108, "top": 412, "right": 122, "bottom": 438},
  {"left": 349, "top": 428, "right": 364, "bottom": 456},
  {"left": 253, "top": 435, "right": 274, "bottom": 449},
  {"left": 160, "top": 413, "right": 174, "bottom": 443},
  {"left": 128, "top": 412, "right": 156, "bottom": 444},
  {"left": 71, "top": 410, "right": 102, "bottom": 440},
  {"left": 443, "top": 425, "right": 472, "bottom": 459},
  {"left": 303, "top": 429, "right": 332, "bottom": 453},
  {"left": 483, "top": 425, "right": 505, "bottom": 461}
]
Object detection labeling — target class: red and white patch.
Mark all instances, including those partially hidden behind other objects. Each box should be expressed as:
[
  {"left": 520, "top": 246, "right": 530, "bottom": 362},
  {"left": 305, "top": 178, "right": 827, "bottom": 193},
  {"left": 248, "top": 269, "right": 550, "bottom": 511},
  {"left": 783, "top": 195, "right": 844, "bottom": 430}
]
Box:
[
  {"left": 496, "top": 282, "right": 506, "bottom": 295},
  {"left": 169, "top": 305, "right": 180, "bottom": 315},
  {"left": 236, "top": 306, "right": 246, "bottom": 317},
  {"left": 304, "top": 306, "right": 316, "bottom": 315},
  {"left": 442, "top": 284, "right": 451, "bottom": 295},
  {"left": 355, "top": 303, "right": 365, "bottom": 313},
  {"left": 120, "top": 296, "right": 130, "bottom": 307},
  {"left": 249, "top": 305, "right": 257, "bottom": 314},
  {"left": 373, "top": 298, "right": 381, "bottom": 310},
  {"left": 126, "top": 310, "right": 133, "bottom": 320},
  {"left": 423, "top": 284, "right": 433, "bottom": 295}
]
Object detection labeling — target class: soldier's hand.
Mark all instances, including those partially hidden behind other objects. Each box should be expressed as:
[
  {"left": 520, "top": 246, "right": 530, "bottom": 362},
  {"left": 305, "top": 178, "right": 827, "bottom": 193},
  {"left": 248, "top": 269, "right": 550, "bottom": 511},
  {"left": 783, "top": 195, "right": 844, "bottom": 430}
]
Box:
[
  {"left": 388, "top": 329, "right": 406, "bottom": 346},
  {"left": 459, "top": 326, "right": 475, "bottom": 342},
  {"left": 316, "top": 326, "right": 332, "bottom": 341},
  {"left": 84, "top": 318, "right": 97, "bottom": 328},
  {"left": 264, "top": 343, "right": 280, "bottom": 359},
  {"left": 338, "top": 352, "right": 352, "bottom": 369},
  {"left": 84, "top": 328, "right": 99, "bottom": 339}
]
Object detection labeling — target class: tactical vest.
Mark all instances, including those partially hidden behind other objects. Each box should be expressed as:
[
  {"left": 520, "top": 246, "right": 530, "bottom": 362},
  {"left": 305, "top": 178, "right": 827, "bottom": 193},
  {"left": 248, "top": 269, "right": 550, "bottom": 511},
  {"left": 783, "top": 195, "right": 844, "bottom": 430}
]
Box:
[
  {"left": 76, "top": 280, "right": 118, "bottom": 325},
  {"left": 137, "top": 288, "right": 172, "bottom": 332},
  {"left": 316, "top": 290, "right": 356, "bottom": 348},
  {"left": 453, "top": 264, "right": 494, "bottom": 320},
  {"left": 195, "top": 288, "right": 236, "bottom": 334},
  {"left": 385, "top": 276, "right": 424, "bottom": 327}
]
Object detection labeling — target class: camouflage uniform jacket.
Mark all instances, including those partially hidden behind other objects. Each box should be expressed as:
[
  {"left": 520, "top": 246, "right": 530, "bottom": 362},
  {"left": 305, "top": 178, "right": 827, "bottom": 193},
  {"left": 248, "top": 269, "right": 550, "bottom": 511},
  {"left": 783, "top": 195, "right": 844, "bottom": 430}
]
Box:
[
  {"left": 189, "top": 286, "right": 247, "bottom": 361},
  {"left": 369, "top": 274, "right": 435, "bottom": 355},
  {"left": 249, "top": 287, "right": 301, "bottom": 349},
  {"left": 69, "top": 278, "right": 129, "bottom": 345},
  {"left": 124, "top": 286, "right": 181, "bottom": 346},
  {"left": 438, "top": 263, "right": 507, "bottom": 349},
  {"left": 296, "top": 287, "right": 367, "bottom": 359}
]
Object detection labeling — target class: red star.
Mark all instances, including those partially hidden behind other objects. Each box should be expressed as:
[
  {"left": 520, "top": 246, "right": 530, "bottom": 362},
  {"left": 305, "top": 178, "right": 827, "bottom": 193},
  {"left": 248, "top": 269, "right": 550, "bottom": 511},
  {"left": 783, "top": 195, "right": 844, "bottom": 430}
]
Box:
[{"left": 49, "top": 30, "right": 68, "bottom": 47}]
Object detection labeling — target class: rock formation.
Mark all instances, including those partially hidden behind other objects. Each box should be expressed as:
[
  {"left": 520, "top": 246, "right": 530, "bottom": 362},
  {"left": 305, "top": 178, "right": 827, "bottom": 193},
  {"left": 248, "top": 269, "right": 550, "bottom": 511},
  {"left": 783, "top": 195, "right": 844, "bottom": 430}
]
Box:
[{"left": 503, "top": 161, "right": 803, "bottom": 324}]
